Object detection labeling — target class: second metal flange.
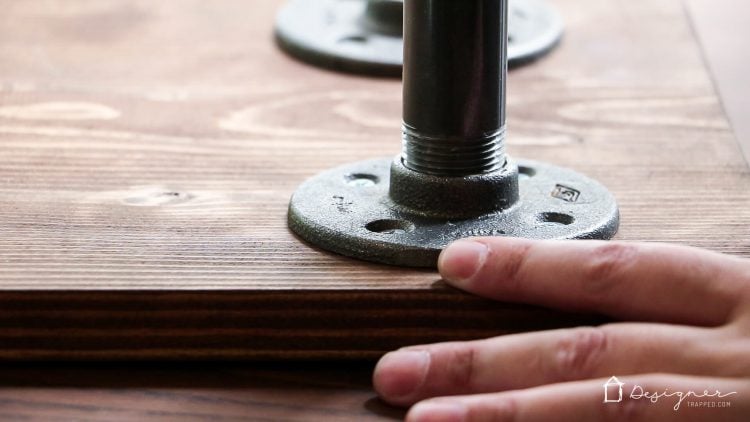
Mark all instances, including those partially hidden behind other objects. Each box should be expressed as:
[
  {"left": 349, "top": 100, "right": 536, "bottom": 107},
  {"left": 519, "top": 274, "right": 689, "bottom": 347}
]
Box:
[
  {"left": 289, "top": 157, "right": 619, "bottom": 267},
  {"left": 275, "top": 0, "right": 564, "bottom": 76}
]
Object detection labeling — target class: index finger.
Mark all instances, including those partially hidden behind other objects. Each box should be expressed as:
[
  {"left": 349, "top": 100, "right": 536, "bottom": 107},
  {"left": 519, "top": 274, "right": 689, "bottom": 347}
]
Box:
[{"left": 438, "top": 238, "right": 750, "bottom": 326}]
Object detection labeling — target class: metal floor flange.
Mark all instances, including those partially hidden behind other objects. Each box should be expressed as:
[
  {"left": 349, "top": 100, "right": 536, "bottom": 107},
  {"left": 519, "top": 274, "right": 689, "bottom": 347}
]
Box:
[
  {"left": 275, "top": 0, "right": 564, "bottom": 76},
  {"left": 289, "top": 157, "right": 619, "bottom": 267}
]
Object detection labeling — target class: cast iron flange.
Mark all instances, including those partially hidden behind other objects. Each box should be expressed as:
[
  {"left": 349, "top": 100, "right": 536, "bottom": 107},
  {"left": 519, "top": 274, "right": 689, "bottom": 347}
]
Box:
[
  {"left": 275, "top": 0, "right": 564, "bottom": 76},
  {"left": 289, "top": 158, "right": 619, "bottom": 267},
  {"left": 287, "top": 0, "right": 618, "bottom": 268}
]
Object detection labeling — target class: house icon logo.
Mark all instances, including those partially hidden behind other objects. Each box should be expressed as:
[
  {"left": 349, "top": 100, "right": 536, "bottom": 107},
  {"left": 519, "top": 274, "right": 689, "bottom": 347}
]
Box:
[{"left": 603, "top": 376, "right": 625, "bottom": 403}]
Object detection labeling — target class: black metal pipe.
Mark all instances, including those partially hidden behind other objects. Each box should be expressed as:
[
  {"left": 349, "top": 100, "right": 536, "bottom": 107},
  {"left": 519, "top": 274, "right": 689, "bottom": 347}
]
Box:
[{"left": 401, "top": 0, "right": 508, "bottom": 177}]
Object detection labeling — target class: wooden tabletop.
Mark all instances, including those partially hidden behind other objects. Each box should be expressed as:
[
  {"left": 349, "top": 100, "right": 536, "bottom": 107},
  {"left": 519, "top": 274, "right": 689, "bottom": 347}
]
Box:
[{"left": 1, "top": 0, "right": 748, "bottom": 419}]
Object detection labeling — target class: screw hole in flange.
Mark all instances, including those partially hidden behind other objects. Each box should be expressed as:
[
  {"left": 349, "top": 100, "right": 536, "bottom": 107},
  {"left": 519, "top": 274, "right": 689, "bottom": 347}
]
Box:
[
  {"left": 366, "top": 219, "right": 415, "bottom": 235},
  {"left": 518, "top": 166, "right": 536, "bottom": 180},
  {"left": 345, "top": 173, "right": 379, "bottom": 187},
  {"left": 339, "top": 35, "right": 368, "bottom": 44},
  {"left": 539, "top": 212, "right": 575, "bottom": 226}
]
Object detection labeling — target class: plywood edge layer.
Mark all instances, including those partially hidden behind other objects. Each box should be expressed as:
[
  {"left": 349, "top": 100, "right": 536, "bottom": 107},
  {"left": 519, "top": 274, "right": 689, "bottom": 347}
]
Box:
[{"left": 0, "top": 289, "right": 602, "bottom": 361}]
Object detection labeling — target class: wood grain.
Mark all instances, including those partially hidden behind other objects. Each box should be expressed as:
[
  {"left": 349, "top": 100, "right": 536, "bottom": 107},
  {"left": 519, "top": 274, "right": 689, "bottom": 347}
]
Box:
[{"left": 0, "top": 0, "right": 748, "bottom": 362}]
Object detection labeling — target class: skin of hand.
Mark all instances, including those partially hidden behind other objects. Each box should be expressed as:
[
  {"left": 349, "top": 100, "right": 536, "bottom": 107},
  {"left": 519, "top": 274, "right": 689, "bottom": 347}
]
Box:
[{"left": 373, "top": 238, "right": 750, "bottom": 421}]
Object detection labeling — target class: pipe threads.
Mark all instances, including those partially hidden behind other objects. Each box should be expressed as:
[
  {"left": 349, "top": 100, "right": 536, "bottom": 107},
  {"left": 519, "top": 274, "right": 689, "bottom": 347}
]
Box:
[{"left": 401, "top": 124, "right": 507, "bottom": 177}]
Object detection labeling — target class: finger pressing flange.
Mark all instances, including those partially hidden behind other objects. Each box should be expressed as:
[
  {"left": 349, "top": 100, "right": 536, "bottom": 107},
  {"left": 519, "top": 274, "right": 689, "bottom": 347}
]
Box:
[{"left": 438, "top": 238, "right": 748, "bottom": 326}]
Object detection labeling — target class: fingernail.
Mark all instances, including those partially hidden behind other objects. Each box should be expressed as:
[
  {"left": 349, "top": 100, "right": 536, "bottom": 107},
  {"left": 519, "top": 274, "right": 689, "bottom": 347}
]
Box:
[
  {"left": 438, "top": 240, "right": 488, "bottom": 284},
  {"left": 373, "top": 350, "right": 430, "bottom": 400},
  {"left": 407, "top": 401, "right": 467, "bottom": 422}
]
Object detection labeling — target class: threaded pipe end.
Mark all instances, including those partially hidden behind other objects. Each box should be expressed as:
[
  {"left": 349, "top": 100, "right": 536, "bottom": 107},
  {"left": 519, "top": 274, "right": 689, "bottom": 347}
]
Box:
[{"left": 401, "top": 124, "right": 507, "bottom": 177}]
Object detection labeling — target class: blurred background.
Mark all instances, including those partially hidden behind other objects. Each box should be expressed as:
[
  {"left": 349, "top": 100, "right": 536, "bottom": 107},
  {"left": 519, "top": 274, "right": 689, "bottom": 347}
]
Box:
[{"left": 686, "top": 0, "right": 749, "bottom": 161}]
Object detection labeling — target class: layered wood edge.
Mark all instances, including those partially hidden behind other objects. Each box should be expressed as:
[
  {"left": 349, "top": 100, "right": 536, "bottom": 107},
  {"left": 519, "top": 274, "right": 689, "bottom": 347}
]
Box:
[{"left": 0, "top": 289, "right": 602, "bottom": 361}]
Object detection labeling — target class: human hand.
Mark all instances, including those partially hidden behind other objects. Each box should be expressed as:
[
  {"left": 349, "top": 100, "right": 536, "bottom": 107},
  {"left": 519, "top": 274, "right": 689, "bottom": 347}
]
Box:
[{"left": 373, "top": 238, "right": 750, "bottom": 421}]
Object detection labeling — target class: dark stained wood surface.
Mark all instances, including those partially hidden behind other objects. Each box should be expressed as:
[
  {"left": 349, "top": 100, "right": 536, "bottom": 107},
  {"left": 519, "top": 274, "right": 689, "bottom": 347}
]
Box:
[
  {"left": 0, "top": 362, "right": 404, "bottom": 421},
  {"left": 0, "top": 0, "right": 749, "bottom": 419}
]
